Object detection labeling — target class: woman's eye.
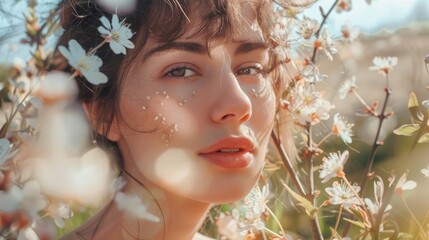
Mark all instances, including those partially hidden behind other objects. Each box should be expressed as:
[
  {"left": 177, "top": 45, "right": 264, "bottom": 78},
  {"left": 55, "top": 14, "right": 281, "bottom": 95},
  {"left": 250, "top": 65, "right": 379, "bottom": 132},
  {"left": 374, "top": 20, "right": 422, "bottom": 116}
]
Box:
[
  {"left": 166, "top": 66, "right": 196, "bottom": 78},
  {"left": 235, "top": 65, "right": 264, "bottom": 76}
]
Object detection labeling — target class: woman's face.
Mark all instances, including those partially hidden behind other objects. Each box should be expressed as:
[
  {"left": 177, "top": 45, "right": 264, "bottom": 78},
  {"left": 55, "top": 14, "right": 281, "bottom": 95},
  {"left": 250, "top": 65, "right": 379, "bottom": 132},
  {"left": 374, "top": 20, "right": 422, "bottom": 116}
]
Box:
[{"left": 109, "top": 4, "right": 277, "bottom": 203}]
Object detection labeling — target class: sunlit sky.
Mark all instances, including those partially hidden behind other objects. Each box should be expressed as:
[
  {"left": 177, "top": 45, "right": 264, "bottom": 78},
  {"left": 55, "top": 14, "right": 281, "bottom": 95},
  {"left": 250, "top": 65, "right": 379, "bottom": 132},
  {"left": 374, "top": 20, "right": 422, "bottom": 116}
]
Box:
[
  {"left": 310, "top": 0, "right": 429, "bottom": 33},
  {"left": 1, "top": 0, "right": 429, "bottom": 61}
]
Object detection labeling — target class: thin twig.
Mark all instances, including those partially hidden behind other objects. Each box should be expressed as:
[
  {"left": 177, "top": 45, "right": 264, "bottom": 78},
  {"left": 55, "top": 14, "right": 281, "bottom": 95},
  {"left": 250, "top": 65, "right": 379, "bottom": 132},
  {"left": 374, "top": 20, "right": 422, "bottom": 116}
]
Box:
[
  {"left": 359, "top": 86, "right": 391, "bottom": 196},
  {"left": 271, "top": 130, "right": 323, "bottom": 240},
  {"left": 271, "top": 131, "right": 306, "bottom": 196},
  {"left": 310, "top": 0, "right": 341, "bottom": 64},
  {"left": 329, "top": 206, "right": 343, "bottom": 240}
]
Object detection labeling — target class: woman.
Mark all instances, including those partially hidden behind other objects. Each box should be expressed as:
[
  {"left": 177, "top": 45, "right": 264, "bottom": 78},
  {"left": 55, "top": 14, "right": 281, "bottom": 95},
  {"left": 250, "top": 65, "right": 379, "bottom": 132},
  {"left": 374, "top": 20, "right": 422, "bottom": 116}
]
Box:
[{"left": 58, "top": 0, "right": 289, "bottom": 239}]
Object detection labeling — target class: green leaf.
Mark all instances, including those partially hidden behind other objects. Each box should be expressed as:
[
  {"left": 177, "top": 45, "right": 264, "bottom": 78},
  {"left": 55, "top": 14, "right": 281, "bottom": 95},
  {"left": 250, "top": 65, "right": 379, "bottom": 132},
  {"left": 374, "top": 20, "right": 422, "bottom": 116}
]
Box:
[
  {"left": 281, "top": 182, "right": 317, "bottom": 218},
  {"left": 343, "top": 218, "right": 366, "bottom": 229},
  {"left": 418, "top": 133, "right": 429, "bottom": 143},
  {"left": 408, "top": 92, "right": 419, "bottom": 108},
  {"left": 408, "top": 92, "right": 424, "bottom": 123},
  {"left": 393, "top": 124, "right": 420, "bottom": 136},
  {"left": 397, "top": 232, "right": 414, "bottom": 240}
]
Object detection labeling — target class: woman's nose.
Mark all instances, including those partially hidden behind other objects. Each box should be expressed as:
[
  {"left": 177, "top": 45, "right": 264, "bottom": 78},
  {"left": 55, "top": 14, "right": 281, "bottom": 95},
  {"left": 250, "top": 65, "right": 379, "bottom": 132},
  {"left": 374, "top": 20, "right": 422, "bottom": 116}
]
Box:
[{"left": 210, "top": 71, "right": 252, "bottom": 124}]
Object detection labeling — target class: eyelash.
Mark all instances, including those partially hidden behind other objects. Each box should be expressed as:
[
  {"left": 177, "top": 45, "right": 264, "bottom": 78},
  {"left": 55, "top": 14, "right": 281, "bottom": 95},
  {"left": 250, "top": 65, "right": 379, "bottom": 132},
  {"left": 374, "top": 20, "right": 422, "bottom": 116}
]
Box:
[
  {"left": 163, "top": 64, "right": 198, "bottom": 80},
  {"left": 235, "top": 64, "right": 265, "bottom": 76}
]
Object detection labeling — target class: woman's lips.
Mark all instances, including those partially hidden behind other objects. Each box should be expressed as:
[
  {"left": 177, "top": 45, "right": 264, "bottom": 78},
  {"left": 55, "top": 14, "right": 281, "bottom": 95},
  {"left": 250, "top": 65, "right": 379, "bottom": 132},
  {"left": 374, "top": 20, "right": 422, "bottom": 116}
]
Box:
[{"left": 198, "top": 137, "right": 255, "bottom": 169}]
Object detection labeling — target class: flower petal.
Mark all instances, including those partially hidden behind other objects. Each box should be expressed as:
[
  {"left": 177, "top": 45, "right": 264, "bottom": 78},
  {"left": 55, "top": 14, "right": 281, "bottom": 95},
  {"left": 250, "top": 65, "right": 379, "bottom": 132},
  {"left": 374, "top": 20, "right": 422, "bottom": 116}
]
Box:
[
  {"left": 58, "top": 46, "right": 71, "bottom": 61},
  {"left": 83, "top": 71, "right": 108, "bottom": 85},
  {"left": 402, "top": 180, "right": 417, "bottom": 190},
  {"left": 112, "top": 14, "right": 119, "bottom": 30},
  {"left": 110, "top": 41, "right": 126, "bottom": 55},
  {"left": 100, "top": 16, "right": 111, "bottom": 30},
  {"left": 68, "top": 39, "right": 86, "bottom": 59},
  {"left": 120, "top": 39, "right": 135, "bottom": 49},
  {"left": 97, "top": 26, "right": 110, "bottom": 35}
]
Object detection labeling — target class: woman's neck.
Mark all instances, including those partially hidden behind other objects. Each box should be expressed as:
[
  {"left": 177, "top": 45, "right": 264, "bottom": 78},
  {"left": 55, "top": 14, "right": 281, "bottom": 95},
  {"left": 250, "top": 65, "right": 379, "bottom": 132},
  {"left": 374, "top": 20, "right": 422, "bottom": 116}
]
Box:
[{"left": 119, "top": 174, "right": 212, "bottom": 240}]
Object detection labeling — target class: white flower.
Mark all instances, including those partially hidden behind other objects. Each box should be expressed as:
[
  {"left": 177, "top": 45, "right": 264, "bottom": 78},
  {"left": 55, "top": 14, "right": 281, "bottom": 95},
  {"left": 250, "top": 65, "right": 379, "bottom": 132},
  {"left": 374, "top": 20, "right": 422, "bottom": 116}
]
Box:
[
  {"left": 58, "top": 39, "right": 108, "bottom": 85},
  {"left": 216, "top": 212, "right": 246, "bottom": 240},
  {"left": 0, "top": 181, "right": 46, "bottom": 216},
  {"left": 421, "top": 165, "right": 429, "bottom": 177},
  {"left": 391, "top": 172, "right": 416, "bottom": 195},
  {"left": 336, "top": 0, "right": 352, "bottom": 13},
  {"left": 17, "top": 217, "right": 56, "bottom": 240},
  {"left": 46, "top": 201, "right": 73, "bottom": 228},
  {"left": 8, "top": 58, "right": 39, "bottom": 103},
  {"left": 325, "top": 181, "right": 361, "bottom": 209},
  {"left": 368, "top": 56, "right": 398, "bottom": 76},
  {"left": 364, "top": 198, "right": 392, "bottom": 215},
  {"left": 422, "top": 100, "right": 429, "bottom": 109},
  {"left": 36, "top": 71, "right": 78, "bottom": 105},
  {"left": 332, "top": 113, "right": 354, "bottom": 144},
  {"left": 297, "top": 16, "right": 318, "bottom": 40},
  {"left": 318, "top": 28, "right": 338, "bottom": 61},
  {"left": 341, "top": 21, "right": 359, "bottom": 42},
  {"left": 319, "top": 150, "right": 349, "bottom": 183},
  {"left": 338, "top": 76, "right": 357, "bottom": 99},
  {"left": 283, "top": 83, "right": 334, "bottom": 125},
  {"left": 115, "top": 192, "right": 159, "bottom": 222},
  {"left": 241, "top": 184, "right": 269, "bottom": 222},
  {"left": 98, "top": 14, "right": 134, "bottom": 55},
  {"left": 302, "top": 65, "right": 327, "bottom": 83},
  {"left": 365, "top": 180, "right": 392, "bottom": 215}
]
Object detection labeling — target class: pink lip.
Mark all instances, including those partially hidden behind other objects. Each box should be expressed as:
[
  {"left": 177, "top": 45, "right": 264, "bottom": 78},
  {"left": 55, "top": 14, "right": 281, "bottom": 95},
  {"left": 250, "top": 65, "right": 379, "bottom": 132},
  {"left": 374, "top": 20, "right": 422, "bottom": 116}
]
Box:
[{"left": 199, "top": 137, "right": 255, "bottom": 169}]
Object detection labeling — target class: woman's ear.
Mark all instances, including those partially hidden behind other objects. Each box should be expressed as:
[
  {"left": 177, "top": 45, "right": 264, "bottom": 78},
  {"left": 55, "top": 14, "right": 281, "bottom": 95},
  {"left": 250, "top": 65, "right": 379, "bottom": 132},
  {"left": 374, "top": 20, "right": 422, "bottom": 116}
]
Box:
[{"left": 82, "top": 102, "right": 121, "bottom": 142}]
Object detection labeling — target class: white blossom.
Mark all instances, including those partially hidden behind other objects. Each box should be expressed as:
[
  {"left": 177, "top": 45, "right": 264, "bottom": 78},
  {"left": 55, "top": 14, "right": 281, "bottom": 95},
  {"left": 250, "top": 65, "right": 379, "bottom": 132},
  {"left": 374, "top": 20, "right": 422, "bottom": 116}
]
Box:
[
  {"left": 241, "top": 184, "right": 269, "bottom": 223},
  {"left": 421, "top": 165, "right": 429, "bottom": 177},
  {"left": 319, "top": 28, "right": 338, "bottom": 61},
  {"left": 338, "top": 76, "right": 357, "bottom": 99},
  {"left": 98, "top": 14, "right": 134, "bottom": 55},
  {"left": 297, "top": 16, "right": 318, "bottom": 40},
  {"left": 365, "top": 180, "right": 392, "bottom": 215},
  {"left": 336, "top": 0, "right": 352, "bottom": 13},
  {"left": 115, "top": 192, "right": 160, "bottom": 222},
  {"left": 332, "top": 113, "right": 354, "bottom": 144},
  {"left": 283, "top": 83, "right": 334, "bottom": 125},
  {"left": 319, "top": 151, "right": 349, "bottom": 183},
  {"left": 302, "top": 65, "right": 327, "bottom": 83},
  {"left": 0, "top": 181, "right": 47, "bottom": 217},
  {"left": 58, "top": 39, "right": 108, "bottom": 85},
  {"left": 325, "top": 181, "right": 361, "bottom": 209},
  {"left": 341, "top": 21, "right": 359, "bottom": 42},
  {"left": 216, "top": 212, "right": 246, "bottom": 240},
  {"left": 46, "top": 201, "right": 74, "bottom": 228},
  {"left": 391, "top": 172, "right": 416, "bottom": 195},
  {"left": 369, "top": 56, "right": 398, "bottom": 76}
]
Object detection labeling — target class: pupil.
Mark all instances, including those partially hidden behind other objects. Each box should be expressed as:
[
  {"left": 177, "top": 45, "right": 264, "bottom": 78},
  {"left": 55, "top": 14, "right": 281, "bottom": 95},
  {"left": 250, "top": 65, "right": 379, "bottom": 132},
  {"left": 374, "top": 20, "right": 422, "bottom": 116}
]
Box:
[
  {"left": 171, "top": 68, "right": 185, "bottom": 77},
  {"left": 240, "top": 68, "right": 250, "bottom": 75}
]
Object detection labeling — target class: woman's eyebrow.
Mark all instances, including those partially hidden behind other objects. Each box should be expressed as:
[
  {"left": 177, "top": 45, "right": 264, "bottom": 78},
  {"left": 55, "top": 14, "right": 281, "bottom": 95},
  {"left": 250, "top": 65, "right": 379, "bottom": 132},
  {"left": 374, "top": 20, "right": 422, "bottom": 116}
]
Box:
[
  {"left": 234, "top": 42, "right": 268, "bottom": 55},
  {"left": 143, "top": 42, "right": 207, "bottom": 60}
]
